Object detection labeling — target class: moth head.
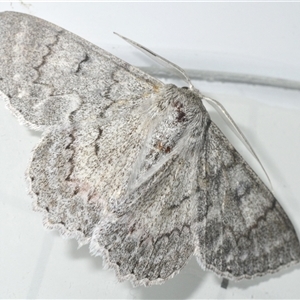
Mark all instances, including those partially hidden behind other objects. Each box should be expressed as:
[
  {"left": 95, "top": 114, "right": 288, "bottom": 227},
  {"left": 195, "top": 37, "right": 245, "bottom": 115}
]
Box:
[
  {"left": 156, "top": 84, "right": 204, "bottom": 123},
  {"left": 157, "top": 83, "right": 200, "bottom": 102}
]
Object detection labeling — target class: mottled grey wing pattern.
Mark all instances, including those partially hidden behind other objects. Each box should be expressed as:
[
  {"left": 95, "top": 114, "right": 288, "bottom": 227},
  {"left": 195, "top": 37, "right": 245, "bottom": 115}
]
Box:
[
  {"left": 0, "top": 11, "right": 162, "bottom": 129},
  {"left": 91, "top": 154, "right": 196, "bottom": 286},
  {"left": 0, "top": 11, "right": 163, "bottom": 244},
  {"left": 1, "top": 11, "right": 299, "bottom": 287},
  {"left": 28, "top": 98, "right": 156, "bottom": 244},
  {"left": 90, "top": 86, "right": 207, "bottom": 286},
  {"left": 194, "top": 121, "right": 300, "bottom": 280}
]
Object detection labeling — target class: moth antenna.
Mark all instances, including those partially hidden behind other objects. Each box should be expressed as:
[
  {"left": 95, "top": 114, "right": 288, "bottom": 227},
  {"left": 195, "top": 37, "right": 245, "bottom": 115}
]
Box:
[
  {"left": 202, "top": 95, "right": 274, "bottom": 193},
  {"left": 114, "top": 32, "right": 194, "bottom": 90},
  {"left": 115, "top": 33, "right": 273, "bottom": 192}
]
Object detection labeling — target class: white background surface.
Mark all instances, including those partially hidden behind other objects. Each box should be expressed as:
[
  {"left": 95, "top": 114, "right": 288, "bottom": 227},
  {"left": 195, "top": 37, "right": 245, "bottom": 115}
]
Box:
[{"left": 0, "top": 2, "right": 300, "bottom": 299}]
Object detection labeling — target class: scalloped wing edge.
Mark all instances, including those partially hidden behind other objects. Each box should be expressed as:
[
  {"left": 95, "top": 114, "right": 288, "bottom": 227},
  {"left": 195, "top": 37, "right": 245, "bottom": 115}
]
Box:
[
  {"left": 194, "top": 246, "right": 300, "bottom": 281},
  {"left": 89, "top": 233, "right": 194, "bottom": 287},
  {"left": 24, "top": 127, "right": 92, "bottom": 247},
  {"left": 0, "top": 90, "right": 46, "bottom": 131}
]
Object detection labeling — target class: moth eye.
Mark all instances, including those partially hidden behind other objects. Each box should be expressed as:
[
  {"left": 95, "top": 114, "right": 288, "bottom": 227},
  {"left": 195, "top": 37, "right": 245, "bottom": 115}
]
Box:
[{"left": 181, "top": 86, "right": 189, "bottom": 90}]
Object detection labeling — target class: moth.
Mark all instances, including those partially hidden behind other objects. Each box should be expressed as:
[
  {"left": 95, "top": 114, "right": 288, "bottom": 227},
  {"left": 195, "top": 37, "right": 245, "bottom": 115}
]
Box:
[{"left": 0, "top": 11, "right": 299, "bottom": 287}]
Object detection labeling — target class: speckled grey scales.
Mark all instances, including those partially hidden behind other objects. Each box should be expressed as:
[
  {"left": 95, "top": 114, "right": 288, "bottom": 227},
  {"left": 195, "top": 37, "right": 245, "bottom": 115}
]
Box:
[{"left": 0, "top": 11, "right": 299, "bottom": 287}]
